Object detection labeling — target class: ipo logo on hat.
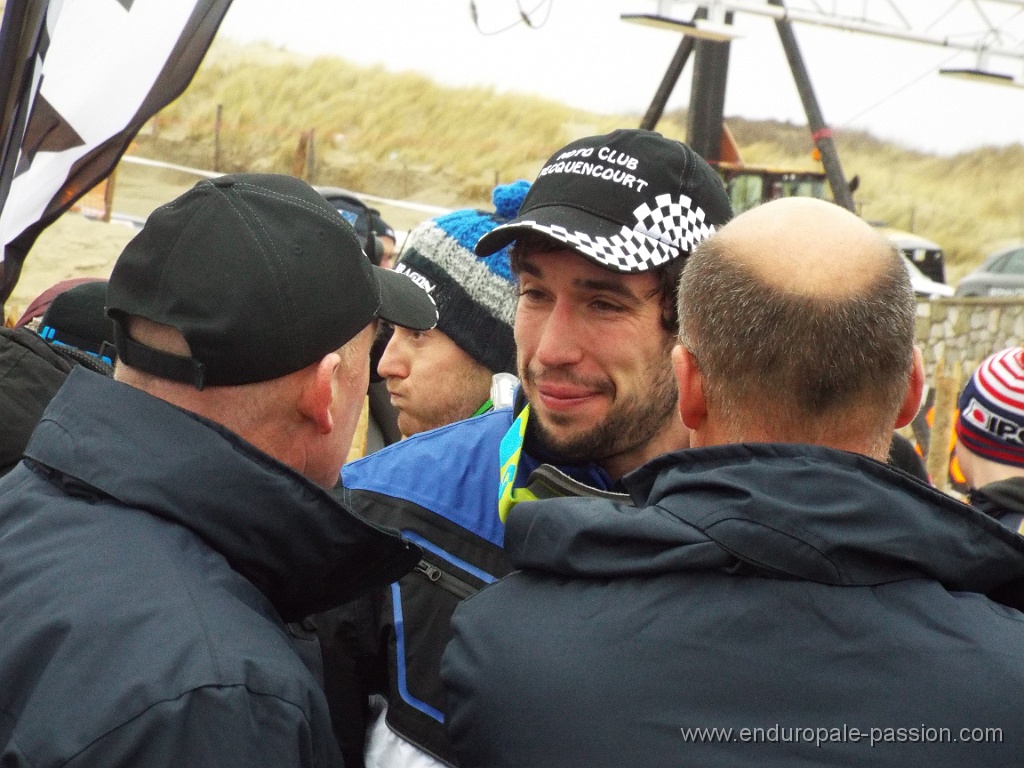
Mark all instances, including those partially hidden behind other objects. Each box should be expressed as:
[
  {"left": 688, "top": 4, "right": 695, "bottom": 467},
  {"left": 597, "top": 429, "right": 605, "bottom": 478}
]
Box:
[
  {"left": 474, "top": 129, "right": 733, "bottom": 273},
  {"left": 960, "top": 397, "right": 1024, "bottom": 445}
]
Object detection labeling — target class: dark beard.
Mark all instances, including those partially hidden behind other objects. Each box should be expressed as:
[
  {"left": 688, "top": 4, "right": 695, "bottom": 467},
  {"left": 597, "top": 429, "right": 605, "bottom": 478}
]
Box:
[{"left": 524, "top": 357, "right": 678, "bottom": 466}]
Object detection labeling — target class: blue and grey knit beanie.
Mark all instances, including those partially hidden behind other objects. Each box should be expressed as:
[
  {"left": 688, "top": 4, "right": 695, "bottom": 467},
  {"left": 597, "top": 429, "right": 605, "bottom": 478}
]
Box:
[{"left": 393, "top": 180, "right": 530, "bottom": 374}]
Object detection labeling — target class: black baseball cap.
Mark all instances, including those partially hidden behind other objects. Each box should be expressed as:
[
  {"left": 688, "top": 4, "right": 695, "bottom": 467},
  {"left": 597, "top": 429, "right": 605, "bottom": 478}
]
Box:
[
  {"left": 317, "top": 188, "right": 374, "bottom": 250},
  {"left": 369, "top": 209, "right": 396, "bottom": 241},
  {"left": 107, "top": 174, "right": 437, "bottom": 389},
  {"left": 39, "top": 279, "right": 116, "bottom": 360},
  {"left": 475, "top": 128, "right": 732, "bottom": 272}
]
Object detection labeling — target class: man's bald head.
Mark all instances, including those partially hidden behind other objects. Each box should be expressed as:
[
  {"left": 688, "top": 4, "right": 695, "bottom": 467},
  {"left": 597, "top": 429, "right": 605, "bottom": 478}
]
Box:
[
  {"left": 676, "top": 198, "right": 921, "bottom": 459},
  {"left": 717, "top": 197, "right": 896, "bottom": 299}
]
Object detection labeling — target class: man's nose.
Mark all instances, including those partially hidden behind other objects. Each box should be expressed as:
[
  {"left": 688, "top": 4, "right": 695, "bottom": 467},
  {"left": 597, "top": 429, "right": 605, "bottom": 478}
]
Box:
[
  {"left": 534, "top": 299, "right": 585, "bottom": 368},
  {"left": 377, "top": 335, "right": 408, "bottom": 379}
]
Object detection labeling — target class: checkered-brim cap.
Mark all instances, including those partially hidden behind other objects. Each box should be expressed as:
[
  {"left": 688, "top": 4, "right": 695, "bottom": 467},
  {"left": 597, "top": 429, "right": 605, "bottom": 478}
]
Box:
[{"left": 475, "top": 129, "right": 732, "bottom": 273}]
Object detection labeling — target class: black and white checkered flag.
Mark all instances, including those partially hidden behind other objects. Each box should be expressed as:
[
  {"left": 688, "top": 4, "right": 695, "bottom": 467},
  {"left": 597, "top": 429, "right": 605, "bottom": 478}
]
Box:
[{"left": 0, "top": 0, "right": 234, "bottom": 305}]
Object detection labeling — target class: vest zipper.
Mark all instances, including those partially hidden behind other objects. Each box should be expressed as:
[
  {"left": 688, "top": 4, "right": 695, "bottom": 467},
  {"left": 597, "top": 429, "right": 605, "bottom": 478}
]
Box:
[{"left": 413, "top": 559, "right": 478, "bottom": 600}]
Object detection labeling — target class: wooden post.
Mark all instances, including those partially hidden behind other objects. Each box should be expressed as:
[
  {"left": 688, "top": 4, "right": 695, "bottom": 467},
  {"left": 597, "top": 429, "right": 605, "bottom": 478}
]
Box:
[
  {"left": 213, "top": 103, "right": 222, "bottom": 172},
  {"left": 926, "top": 358, "right": 962, "bottom": 494},
  {"left": 101, "top": 168, "right": 115, "bottom": 223},
  {"left": 305, "top": 128, "right": 316, "bottom": 183},
  {"left": 291, "top": 131, "right": 309, "bottom": 178}
]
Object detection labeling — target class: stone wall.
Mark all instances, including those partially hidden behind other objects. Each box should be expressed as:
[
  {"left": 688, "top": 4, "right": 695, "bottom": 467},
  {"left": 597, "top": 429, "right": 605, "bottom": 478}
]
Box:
[
  {"left": 913, "top": 297, "right": 1024, "bottom": 491},
  {"left": 916, "top": 297, "right": 1024, "bottom": 382}
]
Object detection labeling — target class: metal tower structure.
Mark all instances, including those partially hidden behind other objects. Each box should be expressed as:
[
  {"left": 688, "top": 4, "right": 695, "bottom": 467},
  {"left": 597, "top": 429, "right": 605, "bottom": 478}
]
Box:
[{"left": 625, "top": 0, "right": 1024, "bottom": 211}]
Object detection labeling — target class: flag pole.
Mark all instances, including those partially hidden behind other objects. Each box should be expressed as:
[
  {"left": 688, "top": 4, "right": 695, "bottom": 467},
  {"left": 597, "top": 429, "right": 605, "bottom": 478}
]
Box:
[{"left": 0, "top": 0, "right": 46, "bottom": 215}]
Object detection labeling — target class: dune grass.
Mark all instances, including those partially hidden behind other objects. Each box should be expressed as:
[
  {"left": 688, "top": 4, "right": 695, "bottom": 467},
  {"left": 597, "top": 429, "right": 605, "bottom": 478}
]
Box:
[{"left": 136, "top": 40, "right": 1024, "bottom": 278}]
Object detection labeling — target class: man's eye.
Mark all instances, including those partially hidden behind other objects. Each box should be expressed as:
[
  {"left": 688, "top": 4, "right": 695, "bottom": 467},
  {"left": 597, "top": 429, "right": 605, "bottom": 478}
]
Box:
[{"left": 591, "top": 299, "right": 623, "bottom": 312}]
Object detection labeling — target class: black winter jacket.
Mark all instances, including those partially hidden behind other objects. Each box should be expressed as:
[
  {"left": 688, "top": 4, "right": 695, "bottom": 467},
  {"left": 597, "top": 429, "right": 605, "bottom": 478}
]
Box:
[
  {"left": 443, "top": 443, "right": 1024, "bottom": 768},
  {"left": 0, "top": 327, "right": 76, "bottom": 475},
  {"left": 0, "top": 369, "right": 419, "bottom": 768}
]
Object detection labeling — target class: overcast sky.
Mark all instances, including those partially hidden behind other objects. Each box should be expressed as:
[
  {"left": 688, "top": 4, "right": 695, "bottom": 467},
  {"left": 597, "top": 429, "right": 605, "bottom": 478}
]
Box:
[{"left": 215, "top": 0, "right": 1024, "bottom": 156}]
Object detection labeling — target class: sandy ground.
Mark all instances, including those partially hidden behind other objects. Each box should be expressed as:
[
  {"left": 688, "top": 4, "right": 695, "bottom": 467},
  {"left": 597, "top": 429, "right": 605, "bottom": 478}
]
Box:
[
  {"left": 3, "top": 161, "right": 437, "bottom": 322},
  {"left": 6, "top": 214, "right": 137, "bottom": 320}
]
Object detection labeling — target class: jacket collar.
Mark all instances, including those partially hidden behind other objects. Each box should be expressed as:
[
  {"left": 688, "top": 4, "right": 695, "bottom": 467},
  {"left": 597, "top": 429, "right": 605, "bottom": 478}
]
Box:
[
  {"left": 505, "top": 443, "right": 1024, "bottom": 598},
  {"left": 25, "top": 368, "right": 419, "bottom": 622}
]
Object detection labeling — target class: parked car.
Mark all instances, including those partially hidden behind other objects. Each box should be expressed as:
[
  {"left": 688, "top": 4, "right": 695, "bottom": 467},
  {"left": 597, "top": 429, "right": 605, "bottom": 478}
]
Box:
[
  {"left": 878, "top": 227, "right": 947, "bottom": 285},
  {"left": 871, "top": 226, "right": 951, "bottom": 298},
  {"left": 954, "top": 243, "right": 1024, "bottom": 298},
  {"left": 904, "top": 256, "right": 954, "bottom": 299}
]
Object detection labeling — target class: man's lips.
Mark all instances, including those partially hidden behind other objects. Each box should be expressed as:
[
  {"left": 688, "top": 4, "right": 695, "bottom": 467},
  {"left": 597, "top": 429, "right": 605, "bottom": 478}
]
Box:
[{"left": 535, "top": 383, "right": 602, "bottom": 411}]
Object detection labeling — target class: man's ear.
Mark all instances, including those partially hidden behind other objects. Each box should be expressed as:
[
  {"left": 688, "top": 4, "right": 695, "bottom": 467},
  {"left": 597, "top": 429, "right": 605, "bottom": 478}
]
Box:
[
  {"left": 299, "top": 353, "right": 341, "bottom": 435},
  {"left": 672, "top": 344, "right": 706, "bottom": 431},
  {"left": 895, "top": 346, "right": 926, "bottom": 430}
]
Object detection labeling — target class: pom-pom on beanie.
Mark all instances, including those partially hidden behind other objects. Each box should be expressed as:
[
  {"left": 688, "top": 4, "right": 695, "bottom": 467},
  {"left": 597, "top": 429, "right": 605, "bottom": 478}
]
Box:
[
  {"left": 957, "top": 347, "right": 1024, "bottom": 467},
  {"left": 393, "top": 180, "right": 530, "bottom": 374}
]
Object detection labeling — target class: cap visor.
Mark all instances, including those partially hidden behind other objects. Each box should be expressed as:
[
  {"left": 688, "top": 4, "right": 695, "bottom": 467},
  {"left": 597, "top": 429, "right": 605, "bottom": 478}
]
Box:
[
  {"left": 474, "top": 205, "right": 680, "bottom": 273},
  {"left": 474, "top": 225, "right": 519, "bottom": 257},
  {"left": 373, "top": 265, "right": 438, "bottom": 331}
]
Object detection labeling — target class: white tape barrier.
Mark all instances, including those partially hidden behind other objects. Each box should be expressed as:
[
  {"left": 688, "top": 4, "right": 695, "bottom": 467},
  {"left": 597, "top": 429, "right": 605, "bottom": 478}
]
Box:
[{"left": 118, "top": 155, "right": 453, "bottom": 216}]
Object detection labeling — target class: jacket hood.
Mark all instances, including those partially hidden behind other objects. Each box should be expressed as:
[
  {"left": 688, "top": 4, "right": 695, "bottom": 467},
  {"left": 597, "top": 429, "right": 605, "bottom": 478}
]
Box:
[
  {"left": 24, "top": 368, "right": 419, "bottom": 622},
  {"left": 504, "top": 443, "right": 1024, "bottom": 598},
  {"left": 972, "top": 477, "right": 1024, "bottom": 517}
]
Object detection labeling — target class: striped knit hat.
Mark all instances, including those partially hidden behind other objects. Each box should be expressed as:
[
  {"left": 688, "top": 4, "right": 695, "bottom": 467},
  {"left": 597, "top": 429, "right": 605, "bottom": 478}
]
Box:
[
  {"left": 956, "top": 347, "right": 1024, "bottom": 466},
  {"left": 393, "top": 181, "right": 530, "bottom": 374}
]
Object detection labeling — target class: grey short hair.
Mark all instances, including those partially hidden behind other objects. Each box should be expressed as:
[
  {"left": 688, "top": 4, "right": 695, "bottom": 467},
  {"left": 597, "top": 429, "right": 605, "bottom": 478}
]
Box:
[{"left": 677, "top": 237, "right": 916, "bottom": 444}]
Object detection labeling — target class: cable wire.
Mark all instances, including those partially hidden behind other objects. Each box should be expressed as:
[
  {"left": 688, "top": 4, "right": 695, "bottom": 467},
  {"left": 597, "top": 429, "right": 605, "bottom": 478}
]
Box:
[
  {"left": 838, "top": 49, "right": 961, "bottom": 127},
  {"left": 469, "top": 0, "right": 554, "bottom": 35}
]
